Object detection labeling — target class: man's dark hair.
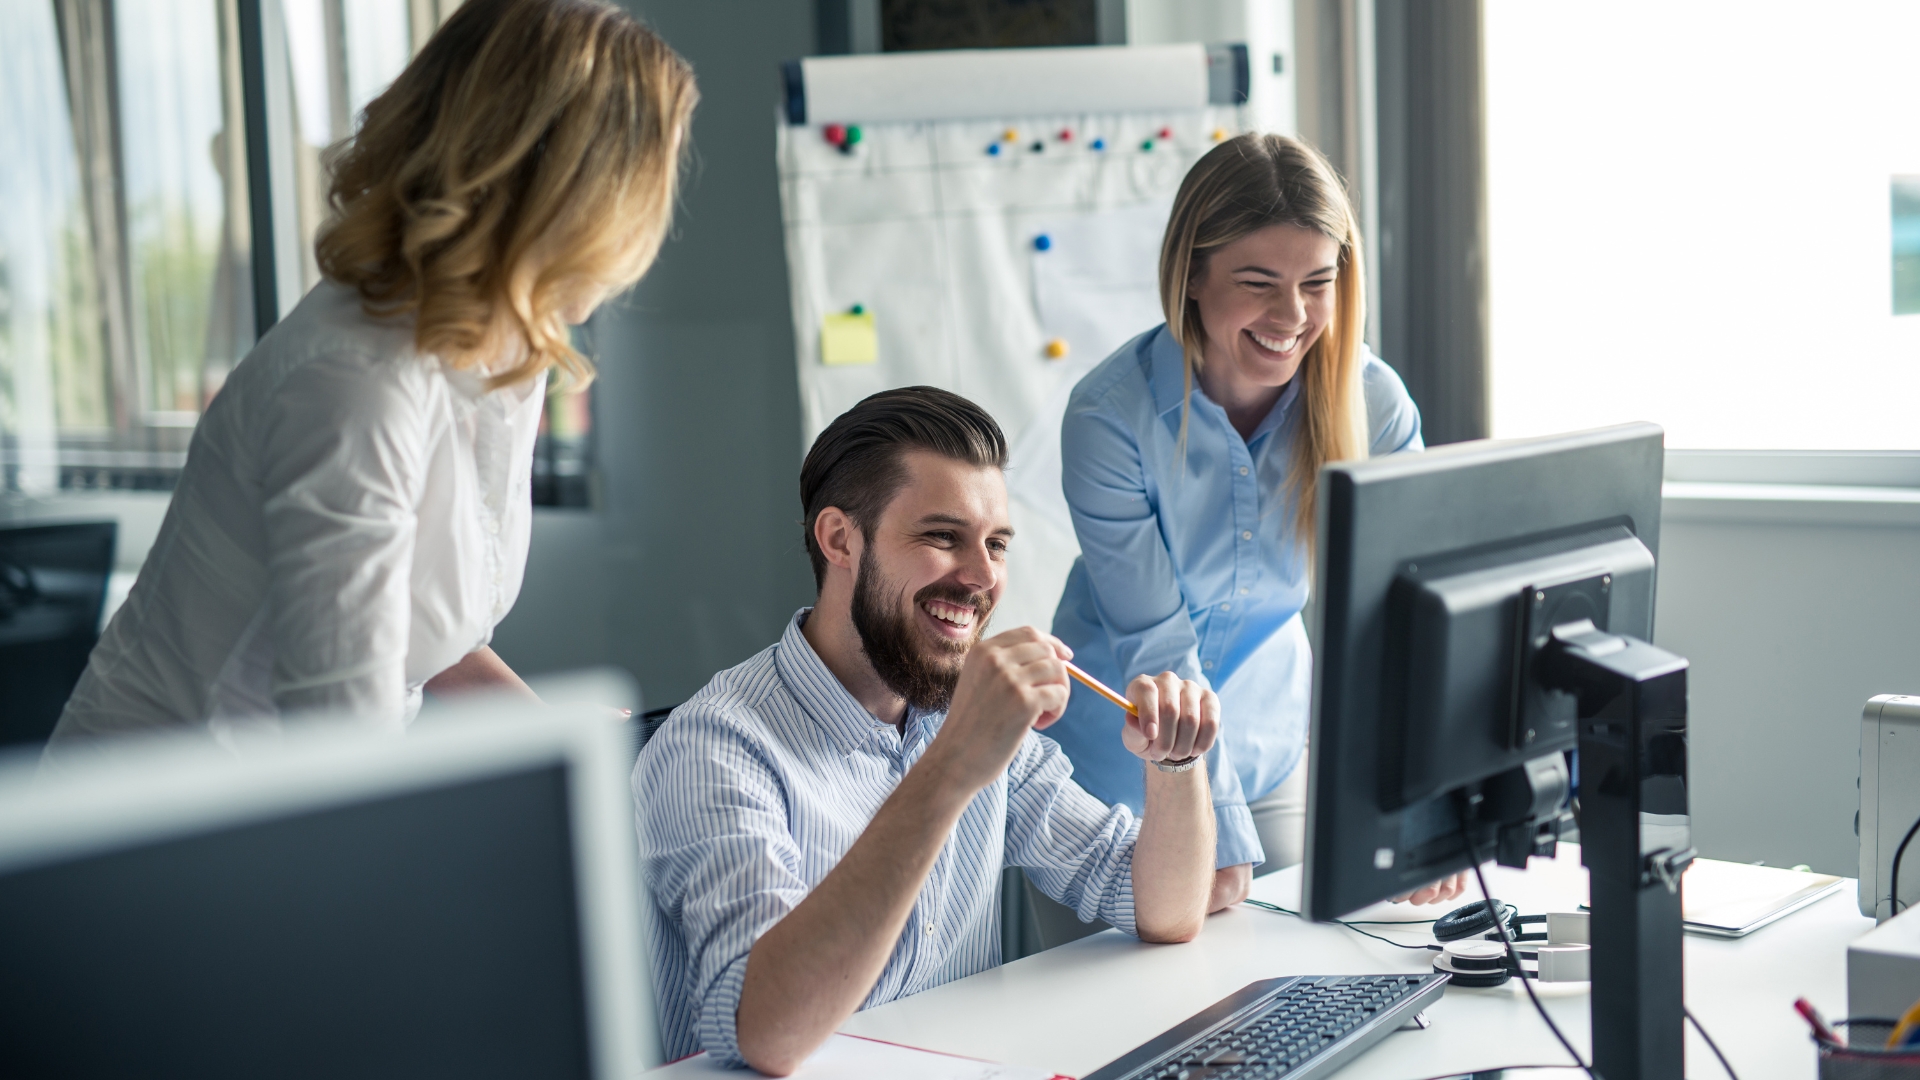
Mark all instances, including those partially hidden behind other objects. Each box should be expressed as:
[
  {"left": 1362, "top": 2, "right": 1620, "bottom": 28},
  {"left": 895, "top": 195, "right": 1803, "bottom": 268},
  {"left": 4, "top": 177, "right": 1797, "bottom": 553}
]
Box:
[{"left": 799, "top": 386, "right": 1008, "bottom": 589}]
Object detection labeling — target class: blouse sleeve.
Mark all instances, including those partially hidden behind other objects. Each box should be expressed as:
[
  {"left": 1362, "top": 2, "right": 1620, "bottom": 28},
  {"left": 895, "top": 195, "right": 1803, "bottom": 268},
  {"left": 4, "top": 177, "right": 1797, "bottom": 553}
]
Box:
[
  {"left": 1364, "top": 354, "right": 1425, "bottom": 456},
  {"left": 257, "top": 354, "right": 426, "bottom": 722},
  {"left": 1059, "top": 397, "right": 1208, "bottom": 688}
]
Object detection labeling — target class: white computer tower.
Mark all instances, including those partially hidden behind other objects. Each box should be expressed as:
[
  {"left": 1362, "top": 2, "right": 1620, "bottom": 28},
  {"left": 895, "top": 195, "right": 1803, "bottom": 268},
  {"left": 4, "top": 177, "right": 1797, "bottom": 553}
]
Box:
[{"left": 1860, "top": 694, "right": 1920, "bottom": 921}]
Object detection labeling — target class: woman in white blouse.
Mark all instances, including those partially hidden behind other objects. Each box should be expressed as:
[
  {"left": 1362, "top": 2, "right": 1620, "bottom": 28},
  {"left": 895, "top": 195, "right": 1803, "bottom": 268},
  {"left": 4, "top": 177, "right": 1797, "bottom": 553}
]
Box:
[{"left": 49, "top": 0, "right": 696, "bottom": 747}]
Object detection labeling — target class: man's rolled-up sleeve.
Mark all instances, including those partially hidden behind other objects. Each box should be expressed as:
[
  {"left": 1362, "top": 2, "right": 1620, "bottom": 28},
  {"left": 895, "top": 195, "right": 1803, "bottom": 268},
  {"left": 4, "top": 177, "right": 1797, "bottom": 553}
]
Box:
[{"left": 1003, "top": 731, "right": 1147, "bottom": 936}]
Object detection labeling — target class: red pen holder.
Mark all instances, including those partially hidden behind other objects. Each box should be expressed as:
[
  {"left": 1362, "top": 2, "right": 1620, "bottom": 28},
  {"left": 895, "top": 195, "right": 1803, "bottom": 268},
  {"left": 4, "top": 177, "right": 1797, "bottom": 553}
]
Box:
[{"left": 1817, "top": 1020, "right": 1920, "bottom": 1080}]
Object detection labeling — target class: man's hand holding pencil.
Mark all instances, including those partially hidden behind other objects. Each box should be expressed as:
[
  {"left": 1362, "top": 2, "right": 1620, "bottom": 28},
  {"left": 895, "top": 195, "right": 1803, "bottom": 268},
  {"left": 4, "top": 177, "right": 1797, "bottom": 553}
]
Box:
[{"left": 1066, "top": 660, "right": 1219, "bottom": 768}]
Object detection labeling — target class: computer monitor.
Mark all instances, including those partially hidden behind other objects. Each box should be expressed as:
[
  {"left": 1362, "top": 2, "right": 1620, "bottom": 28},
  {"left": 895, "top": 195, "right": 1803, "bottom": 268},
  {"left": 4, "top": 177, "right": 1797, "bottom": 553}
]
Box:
[
  {"left": 0, "top": 706, "right": 656, "bottom": 1079},
  {"left": 0, "top": 520, "right": 116, "bottom": 748},
  {"left": 1304, "top": 422, "right": 1691, "bottom": 1080}
]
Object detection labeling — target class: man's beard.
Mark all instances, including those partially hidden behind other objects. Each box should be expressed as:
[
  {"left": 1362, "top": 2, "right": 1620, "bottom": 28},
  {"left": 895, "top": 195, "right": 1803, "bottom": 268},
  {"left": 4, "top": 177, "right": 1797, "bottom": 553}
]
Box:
[{"left": 849, "top": 543, "right": 993, "bottom": 713}]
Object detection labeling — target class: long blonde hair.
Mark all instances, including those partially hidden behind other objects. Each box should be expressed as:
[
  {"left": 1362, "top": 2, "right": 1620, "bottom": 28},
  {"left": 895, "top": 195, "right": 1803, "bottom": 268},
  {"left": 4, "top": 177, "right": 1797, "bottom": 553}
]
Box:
[
  {"left": 1160, "top": 133, "right": 1370, "bottom": 543},
  {"left": 315, "top": 0, "right": 697, "bottom": 390}
]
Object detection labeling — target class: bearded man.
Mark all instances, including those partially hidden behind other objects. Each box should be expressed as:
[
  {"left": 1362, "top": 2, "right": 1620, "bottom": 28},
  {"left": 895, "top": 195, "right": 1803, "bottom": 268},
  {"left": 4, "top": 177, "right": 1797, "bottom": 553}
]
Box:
[{"left": 634, "top": 386, "right": 1225, "bottom": 1074}]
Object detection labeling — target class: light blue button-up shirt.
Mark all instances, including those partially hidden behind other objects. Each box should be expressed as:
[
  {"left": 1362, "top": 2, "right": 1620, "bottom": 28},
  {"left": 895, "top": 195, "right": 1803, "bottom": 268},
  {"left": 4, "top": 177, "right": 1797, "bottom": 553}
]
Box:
[
  {"left": 1047, "top": 325, "right": 1422, "bottom": 869},
  {"left": 635, "top": 610, "right": 1142, "bottom": 1065}
]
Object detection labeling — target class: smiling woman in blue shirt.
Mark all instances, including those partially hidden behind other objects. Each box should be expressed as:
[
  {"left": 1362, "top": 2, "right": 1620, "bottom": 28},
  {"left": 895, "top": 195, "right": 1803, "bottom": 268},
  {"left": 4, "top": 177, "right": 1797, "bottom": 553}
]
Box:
[{"left": 1046, "top": 133, "right": 1466, "bottom": 911}]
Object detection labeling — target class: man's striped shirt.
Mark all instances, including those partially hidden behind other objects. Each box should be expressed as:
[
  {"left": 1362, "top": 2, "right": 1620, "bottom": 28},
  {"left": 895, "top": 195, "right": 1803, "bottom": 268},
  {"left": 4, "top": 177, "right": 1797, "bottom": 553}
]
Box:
[{"left": 634, "top": 610, "right": 1140, "bottom": 1065}]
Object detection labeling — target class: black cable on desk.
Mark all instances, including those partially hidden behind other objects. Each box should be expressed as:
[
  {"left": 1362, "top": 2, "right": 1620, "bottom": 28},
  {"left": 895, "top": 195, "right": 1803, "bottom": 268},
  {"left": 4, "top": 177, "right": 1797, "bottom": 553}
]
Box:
[
  {"left": 1459, "top": 827, "right": 1596, "bottom": 1080},
  {"left": 1686, "top": 1006, "right": 1742, "bottom": 1080},
  {"left": 1890, "top": 812, "right": 1920, "bottom": 915},
  {"left": 1243, "top": 898, "right": 1464, "bottom": 952}
]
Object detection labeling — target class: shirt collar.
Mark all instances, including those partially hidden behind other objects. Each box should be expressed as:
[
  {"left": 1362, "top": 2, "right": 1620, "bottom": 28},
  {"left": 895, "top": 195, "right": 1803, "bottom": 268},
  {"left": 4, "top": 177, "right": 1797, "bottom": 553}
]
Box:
[
  {"left": 774, "top": 608, "right": 912, "bottom": 757},
  {"left": 1147, "top": 324, "right": 1191, "bottom": 418},
  {"left": 1246, "top": 377, "right": 1304, "bottom": 445},
  {"left": 1147, "top": 323, "right": 1305, "bottom": 443}
]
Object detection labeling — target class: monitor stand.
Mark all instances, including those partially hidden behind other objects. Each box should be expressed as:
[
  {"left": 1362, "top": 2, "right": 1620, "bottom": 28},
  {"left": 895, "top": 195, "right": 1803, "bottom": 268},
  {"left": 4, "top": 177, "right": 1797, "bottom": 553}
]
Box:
[{"left": 1541, "top": 619, "right": 1695, "bottom": 1080}]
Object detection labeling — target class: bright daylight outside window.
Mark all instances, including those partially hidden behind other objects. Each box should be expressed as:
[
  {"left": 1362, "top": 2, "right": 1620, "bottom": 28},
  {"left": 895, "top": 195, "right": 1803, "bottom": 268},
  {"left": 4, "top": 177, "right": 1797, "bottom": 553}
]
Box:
[
  {"left": 1484, "top": 1, "right": 1920, "bottom": 451},
  {"left": 1, "top": 0, "right": 592, "bottom": 506}
]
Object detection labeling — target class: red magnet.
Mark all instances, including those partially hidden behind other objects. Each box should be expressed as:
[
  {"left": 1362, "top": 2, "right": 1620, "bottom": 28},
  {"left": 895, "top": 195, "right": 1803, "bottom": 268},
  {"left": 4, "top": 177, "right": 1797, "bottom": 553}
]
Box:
[
  {"left": 1058, "top": 128, "right": 1074, "bottom": 142},
  {"left": 823, "top": 123, "right": 847, "bottom": 147},
  {"left": 1157, "top": 126, "right": 1172, "bottom": 140}
]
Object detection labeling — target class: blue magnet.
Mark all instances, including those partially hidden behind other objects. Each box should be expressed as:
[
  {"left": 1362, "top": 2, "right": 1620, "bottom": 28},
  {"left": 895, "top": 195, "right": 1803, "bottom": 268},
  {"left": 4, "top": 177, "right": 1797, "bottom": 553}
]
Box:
[
  {"left": 1033, "top": 234, "right": 1052, "bottom": 252},
  {"left": 986, "top": 143, "right": 1001, "bottom": 156},
  {"left": 1090, "top": 137, "right": 1107, "bottom": 151}
]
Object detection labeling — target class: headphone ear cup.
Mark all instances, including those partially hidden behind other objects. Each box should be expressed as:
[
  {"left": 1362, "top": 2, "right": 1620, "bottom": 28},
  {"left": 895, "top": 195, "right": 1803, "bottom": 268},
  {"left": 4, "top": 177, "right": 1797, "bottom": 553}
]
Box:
[
  {"left": 1433, "top": 940, "right": 1513, "bottom": 988},
  {"left": 1433, "top": 899, "right": 1504, "bottom": 943}
]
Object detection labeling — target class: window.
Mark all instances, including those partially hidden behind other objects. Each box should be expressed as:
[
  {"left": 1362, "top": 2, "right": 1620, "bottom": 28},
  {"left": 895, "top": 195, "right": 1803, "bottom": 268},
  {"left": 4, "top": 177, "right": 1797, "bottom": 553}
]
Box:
[
  {"left": 1484, "top": 1, "right": 1920, "bottom": 450},
  {"left": 1, "top": 0, "right": 593, "bottom": 506}
]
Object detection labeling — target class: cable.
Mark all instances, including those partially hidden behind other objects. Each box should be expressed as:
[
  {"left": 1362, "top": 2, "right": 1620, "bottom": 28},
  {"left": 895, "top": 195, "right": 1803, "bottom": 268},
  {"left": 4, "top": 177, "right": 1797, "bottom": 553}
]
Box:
[
  {"left": 1686, "top": 1006, "right": 1742, "bottom": 1080},
  {"left": 1396, "top": 1067, "right": 1579, "bottom": 1080},
  {"left": 1890, "top": 812, "right": 1920, "bottom": 915},
  {"left": 1243, "top": 899, "right": 1442, "bottom": 951},
  {"left": 1460, "top": 827, "right": 1596, "bottom": 1080}
]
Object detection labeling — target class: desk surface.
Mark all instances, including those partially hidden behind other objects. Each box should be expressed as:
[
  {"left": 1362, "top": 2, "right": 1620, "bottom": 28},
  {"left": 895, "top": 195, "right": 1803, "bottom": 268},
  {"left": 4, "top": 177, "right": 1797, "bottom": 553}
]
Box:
[{"left": 836, "top": 846, "right": 1873, "bottom": 1080}]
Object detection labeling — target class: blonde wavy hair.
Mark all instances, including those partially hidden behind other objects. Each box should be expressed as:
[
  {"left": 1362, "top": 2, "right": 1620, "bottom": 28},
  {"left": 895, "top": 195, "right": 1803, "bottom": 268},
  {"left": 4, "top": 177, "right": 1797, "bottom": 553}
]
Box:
[
  {"left": 1160, "top": 133, "right": 1371, "bottom": 544},
  {"left": 316, "top": 0, "right": 697, "bottom": 390}
]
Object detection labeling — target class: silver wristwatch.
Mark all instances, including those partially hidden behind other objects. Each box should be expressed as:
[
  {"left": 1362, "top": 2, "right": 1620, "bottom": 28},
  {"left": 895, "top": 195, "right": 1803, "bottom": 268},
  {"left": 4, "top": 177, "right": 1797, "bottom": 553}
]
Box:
[{"left": 1153, "top": 754, "right": 1200, "bottom": 774}]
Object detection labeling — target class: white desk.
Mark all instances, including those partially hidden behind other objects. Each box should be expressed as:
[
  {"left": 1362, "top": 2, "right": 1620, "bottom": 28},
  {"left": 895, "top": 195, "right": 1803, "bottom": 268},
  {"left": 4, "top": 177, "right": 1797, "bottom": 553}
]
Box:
[{"left": 832, "top": 846, "right": 1872, "bottom": 1080}]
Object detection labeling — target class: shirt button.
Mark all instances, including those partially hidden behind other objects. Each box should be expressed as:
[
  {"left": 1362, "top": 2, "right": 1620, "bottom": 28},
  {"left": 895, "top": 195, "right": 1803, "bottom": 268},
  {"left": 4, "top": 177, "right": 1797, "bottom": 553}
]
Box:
[
  {"left": 1239, "top": 466, "right": 1249, "bottom": 475},
  {"left": 1240, "top": 587, "right": 1250, "bottom": 595},
  {"left": 1203, "top": 660, "right": 1215, "bottom": 671},
  {"left": 485, "top": 518, "right": 501, "bottom": 535},
  {"left": 1241, "top": 530, "right": 1253, "bottom": 540},
  {"left": 1220, "top": 603, "right": 1231, "bottom": 611},
  {"left": 923, "top": 924, "right": 934, "bottom": 936}
]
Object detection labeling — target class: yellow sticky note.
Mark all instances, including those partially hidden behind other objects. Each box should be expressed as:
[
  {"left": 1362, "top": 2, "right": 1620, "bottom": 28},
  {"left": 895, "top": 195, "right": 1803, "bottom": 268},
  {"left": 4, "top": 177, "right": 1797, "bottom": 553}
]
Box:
[{"left": 821, "top": 311, "right": 878, "bottom": 366}]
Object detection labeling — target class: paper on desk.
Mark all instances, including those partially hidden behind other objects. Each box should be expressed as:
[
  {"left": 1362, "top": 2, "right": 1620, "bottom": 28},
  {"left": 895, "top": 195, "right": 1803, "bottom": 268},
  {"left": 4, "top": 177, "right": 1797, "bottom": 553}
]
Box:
[{"left": 652, "top": 1033, "right": 1066, "bottom": 1079}]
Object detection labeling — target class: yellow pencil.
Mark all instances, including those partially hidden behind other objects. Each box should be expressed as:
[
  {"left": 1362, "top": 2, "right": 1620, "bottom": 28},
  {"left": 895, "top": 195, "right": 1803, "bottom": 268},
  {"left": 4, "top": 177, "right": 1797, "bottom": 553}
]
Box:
[{"left": 1064, "top": 660, "right": 1138, "bottom": 718}]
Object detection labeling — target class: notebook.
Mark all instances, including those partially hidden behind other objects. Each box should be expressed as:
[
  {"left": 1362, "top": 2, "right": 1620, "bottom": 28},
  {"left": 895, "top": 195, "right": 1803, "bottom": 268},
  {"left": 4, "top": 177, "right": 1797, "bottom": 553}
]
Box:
[{"left": 1680, "top": 858, "right": 1846, "bottom": 938}]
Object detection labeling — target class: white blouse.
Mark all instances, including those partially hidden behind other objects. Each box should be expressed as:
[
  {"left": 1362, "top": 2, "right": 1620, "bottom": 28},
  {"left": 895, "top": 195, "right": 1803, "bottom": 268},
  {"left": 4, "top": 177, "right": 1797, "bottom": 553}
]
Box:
[{"left": 50, "top": 281, "right": 543, "bottom": 746}]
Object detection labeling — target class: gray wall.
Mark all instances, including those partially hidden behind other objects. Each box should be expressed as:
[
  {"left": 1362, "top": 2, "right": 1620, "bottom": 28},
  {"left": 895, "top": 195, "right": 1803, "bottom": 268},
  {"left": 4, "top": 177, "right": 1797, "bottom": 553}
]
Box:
[
  {"left": 1655, "top": 490, "right": 1920, "bottom": 877},
  {"left": 489, "top": 0, "right": 818, "bottom": 708}
]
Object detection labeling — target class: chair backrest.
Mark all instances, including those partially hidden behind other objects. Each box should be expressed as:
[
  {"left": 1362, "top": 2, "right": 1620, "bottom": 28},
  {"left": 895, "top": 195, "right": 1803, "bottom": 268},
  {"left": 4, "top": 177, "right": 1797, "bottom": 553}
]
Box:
[
  {"left": 0, "top": 521, "right": 115, "bottom": 748},
  {"left": 629, "top": 705, "right": 679, "bottom": 764}
]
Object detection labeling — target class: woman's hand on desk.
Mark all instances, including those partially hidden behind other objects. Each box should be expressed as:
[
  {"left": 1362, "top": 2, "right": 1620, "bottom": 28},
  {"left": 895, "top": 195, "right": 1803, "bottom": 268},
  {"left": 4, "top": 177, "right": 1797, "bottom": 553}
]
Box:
[{"left": 1392, "top": 871, "right": 1470, "bottom": 906}]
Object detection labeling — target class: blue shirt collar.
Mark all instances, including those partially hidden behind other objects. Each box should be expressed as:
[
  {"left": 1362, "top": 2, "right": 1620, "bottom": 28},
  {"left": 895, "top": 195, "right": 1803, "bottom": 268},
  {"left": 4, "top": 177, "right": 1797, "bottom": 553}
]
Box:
[
  {"left": 1145, "top": 323, "right": 1304, "bottom": 444},
  {"left": 1146, "top": 325, "right": 1191, "bottom": 418},
  {"left": 774, "top": 608, "right": 940, "bottom": 756}
]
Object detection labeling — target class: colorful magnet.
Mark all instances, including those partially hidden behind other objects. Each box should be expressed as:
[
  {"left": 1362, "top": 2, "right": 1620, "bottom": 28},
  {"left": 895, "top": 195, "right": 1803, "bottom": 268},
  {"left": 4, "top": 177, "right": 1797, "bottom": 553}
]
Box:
[
  {"left": 1030, "top": 140, "right": 1044, "bottom": 153},
  {"left": 1157, "top": 127, "right": 1172, "bottom": 139},
  {"left": 986, "top": 142, "right": 1001, "bottom": 156},
  {"left": 1140, "top": 139, "right": 1154, "bottom": 151},
  {"left": 1045, "top": 338, "right": 1070, "bottom": 360},
  {"left": 1058, "top": 128, "right": 1074, "bottom": 142},
  {"left": 1090, "top": 137, "right": 1107, "bottom": 151},
  {"left": 1033, "top": 234, "right": 1052, "bottom": 252},
  {"left": 849, "top": 303, "right": 865, "bottom": 315},
  {"left": 1002, "top": 127, "right": 1019, "bottom": 142},
  {"left": 823, "top": 123, "right": 847, "bottom": 147},
  {"left": 843, "top": 125, "right": 862, "bottom": 148},
  {"left": 1211, "top": 127, "right": 1228, "bottom": 142}
]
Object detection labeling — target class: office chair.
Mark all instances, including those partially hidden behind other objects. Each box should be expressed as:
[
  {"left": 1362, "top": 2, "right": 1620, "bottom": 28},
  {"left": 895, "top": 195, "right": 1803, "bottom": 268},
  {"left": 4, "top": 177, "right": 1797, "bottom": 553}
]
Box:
[{"left": 0, "top": 521, "right": 115, "bottom": 748}]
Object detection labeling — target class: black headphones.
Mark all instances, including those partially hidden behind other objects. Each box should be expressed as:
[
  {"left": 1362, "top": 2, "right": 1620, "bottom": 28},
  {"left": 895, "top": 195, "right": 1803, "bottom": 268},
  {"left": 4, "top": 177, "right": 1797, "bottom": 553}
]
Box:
[
  {"left": 1428, "top": 899, "right": 1583, "bottom": 988},
  {"left": 1432, "top": 898, "right": 1549, "bottom": 944}
]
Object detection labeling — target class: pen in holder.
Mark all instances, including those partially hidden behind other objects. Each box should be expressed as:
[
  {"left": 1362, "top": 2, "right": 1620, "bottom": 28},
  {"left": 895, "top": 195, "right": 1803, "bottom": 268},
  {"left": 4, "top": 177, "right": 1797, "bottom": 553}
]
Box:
[{"left": 1816, "top": 1020, "right": 1920, "bottom": 1080}]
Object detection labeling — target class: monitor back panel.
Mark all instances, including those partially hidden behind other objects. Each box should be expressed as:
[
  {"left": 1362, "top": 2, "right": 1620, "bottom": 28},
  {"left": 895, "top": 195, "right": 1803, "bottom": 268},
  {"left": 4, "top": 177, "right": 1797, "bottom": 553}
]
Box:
[{"left": 1305, "top": 424, "right": 1664, "bottom": 920}]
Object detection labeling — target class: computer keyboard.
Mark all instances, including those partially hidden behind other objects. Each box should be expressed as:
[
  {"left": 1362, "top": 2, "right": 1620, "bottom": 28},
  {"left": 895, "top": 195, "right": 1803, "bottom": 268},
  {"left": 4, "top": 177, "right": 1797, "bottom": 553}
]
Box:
[{"left": 1082, "top": 973, "right": 1450, "bottom": 1080}]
